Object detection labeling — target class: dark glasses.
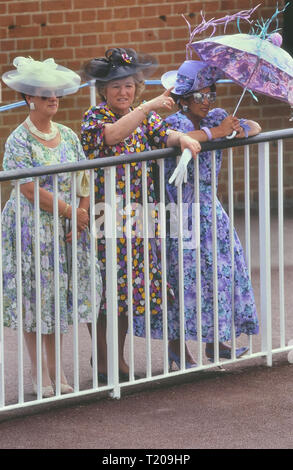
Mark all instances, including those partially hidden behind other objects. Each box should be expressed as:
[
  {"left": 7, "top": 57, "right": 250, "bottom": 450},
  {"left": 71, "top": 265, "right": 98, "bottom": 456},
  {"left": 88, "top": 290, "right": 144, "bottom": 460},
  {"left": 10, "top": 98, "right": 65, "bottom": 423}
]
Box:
[
  {"left": 40, "top": 91, "right": 62, "bottom": 100},
  {"left": 41, "top": 96, "right": 62, "bottom": 100},
  {"left": 192, "top": 91, "right": 217, "bottom": 104}
]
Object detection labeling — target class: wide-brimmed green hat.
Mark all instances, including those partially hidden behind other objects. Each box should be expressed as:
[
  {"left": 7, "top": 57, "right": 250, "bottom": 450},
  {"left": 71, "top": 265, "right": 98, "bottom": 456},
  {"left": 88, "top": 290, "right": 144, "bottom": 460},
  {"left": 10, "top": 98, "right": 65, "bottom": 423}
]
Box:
[{"left": 2, "top": 56, "right": 81, "bottom": 97}]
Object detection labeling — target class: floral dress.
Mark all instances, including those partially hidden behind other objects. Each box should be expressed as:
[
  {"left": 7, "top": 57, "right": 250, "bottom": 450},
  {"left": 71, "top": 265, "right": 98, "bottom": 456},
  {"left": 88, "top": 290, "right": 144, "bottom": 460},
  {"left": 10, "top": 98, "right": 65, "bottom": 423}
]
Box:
[
  {"left": 81, "top": 103, "right": 173, "bottom": 338},
  {"left": 2, "top": 123, "right": 102, "bottom": 334},
  {"left": 164, "top": 108, "right": 259, "bottom": 342}
]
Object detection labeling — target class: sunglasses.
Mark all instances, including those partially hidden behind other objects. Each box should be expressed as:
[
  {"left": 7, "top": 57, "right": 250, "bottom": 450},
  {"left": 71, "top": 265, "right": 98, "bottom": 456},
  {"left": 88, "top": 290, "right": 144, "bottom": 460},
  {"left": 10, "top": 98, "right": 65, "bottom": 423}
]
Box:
[
  {"left": 41, "top": 96, "right": 62, "bottom": 100},
  {"left": 191, "top": 91, "right": 217, "bottom": 104},
  {"left": 40, "top": 91, "right": 62, "bottom": 100}
]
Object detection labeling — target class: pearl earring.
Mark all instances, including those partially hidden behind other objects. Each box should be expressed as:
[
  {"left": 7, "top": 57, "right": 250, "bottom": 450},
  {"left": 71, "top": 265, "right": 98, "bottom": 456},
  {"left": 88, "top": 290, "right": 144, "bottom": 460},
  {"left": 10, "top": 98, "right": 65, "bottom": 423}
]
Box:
[
  {"left": 182, "top": 105, "right": 189, "bottom": 112},
  {"left": 30, "top": 102, "right": 35, "bottom": 111}
]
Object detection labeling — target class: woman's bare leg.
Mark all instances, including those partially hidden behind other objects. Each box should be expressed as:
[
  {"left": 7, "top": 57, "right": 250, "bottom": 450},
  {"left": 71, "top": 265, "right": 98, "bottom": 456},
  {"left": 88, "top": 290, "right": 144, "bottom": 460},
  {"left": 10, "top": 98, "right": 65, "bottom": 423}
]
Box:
[
  {"left": 118, "top": 314, "right": 129, "bottom": 374},
  {"left": 168, "top": 339, "right": 196, "bottom": 364},
  {"left": 88, "top": 313, "right": 129, "bottom": 375},
  {"left": 43, "top": 334, "right": 69, "bottom": 385},
  {"left": 87, "top": 314, "right": 108, "bottom": 374},
  {"left": 23, "top": 331, "right": 52, "bottom": 387}
]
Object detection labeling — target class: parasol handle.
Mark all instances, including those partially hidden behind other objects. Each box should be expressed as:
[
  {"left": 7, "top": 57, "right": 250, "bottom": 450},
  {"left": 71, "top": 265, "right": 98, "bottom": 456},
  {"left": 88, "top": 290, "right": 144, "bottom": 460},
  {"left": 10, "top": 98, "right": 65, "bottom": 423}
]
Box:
[
  {"left": 226, "top": 130, "right": 237, "bottom": 139},
  {"left": 226, "top": 86, "right": 248, "bottom": 139}
]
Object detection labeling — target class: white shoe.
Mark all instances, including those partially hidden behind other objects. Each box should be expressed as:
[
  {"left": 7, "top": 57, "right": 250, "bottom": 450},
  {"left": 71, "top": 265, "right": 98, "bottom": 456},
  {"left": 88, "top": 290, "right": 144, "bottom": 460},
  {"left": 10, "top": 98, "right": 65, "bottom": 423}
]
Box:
[
  {"left": 60, "top": 383, "right": 74, "bottom": 394},
  {"left": 52, "top": 380, "right": 74, "bottom": 394},
  {"left": 32, "top": 380, "right": 55, "bottom": 398}
]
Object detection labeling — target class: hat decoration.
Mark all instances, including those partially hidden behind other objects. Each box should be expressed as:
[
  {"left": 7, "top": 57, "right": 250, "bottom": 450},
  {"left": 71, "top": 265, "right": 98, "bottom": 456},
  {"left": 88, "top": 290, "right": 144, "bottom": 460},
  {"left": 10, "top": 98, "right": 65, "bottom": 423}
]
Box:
[
  {"left": 182, "top": 5, "right": 260, "bottom": 59},
  {"left": 82, "top": 47, "right": 157, "bottom": 83},
  {"left": 2, "top": 56, "right": 81, "bottom": 97},
  {"left": 161, "top": 6, "right": 261, "bottom": 97}
]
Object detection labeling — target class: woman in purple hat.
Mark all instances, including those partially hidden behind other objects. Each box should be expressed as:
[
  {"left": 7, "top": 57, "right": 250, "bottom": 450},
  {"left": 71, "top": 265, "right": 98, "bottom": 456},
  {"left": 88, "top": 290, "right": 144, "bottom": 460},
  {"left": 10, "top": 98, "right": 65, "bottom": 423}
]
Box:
[
  {"left": 81, "top": 48, "right": 201, "bottom": 382},
  {"left": 161, "top": 60, "right": 261, "bottom": 367}
]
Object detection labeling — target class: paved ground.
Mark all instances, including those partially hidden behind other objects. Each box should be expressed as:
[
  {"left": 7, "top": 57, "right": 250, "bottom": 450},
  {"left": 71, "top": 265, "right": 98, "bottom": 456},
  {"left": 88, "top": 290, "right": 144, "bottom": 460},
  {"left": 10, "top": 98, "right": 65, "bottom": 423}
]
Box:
[
  {"left": 0, "top": 210, "right": 293, "bottom": 449},
  {"left": 0, "top": 356, "right": 293, "bottom": 449}
]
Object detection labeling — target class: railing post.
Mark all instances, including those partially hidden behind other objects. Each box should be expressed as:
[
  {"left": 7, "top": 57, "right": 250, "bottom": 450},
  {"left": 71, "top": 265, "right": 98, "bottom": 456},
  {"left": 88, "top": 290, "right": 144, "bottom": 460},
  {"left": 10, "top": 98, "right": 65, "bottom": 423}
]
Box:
[
  {"left": 258, "top": 142, "right": 272, "bottom": 366},
  {"left": 89, "top": 79, "right": 96, "bottom": 107},
  {"left": 104, "top": 166, "right": 120, "bottom": 399}
]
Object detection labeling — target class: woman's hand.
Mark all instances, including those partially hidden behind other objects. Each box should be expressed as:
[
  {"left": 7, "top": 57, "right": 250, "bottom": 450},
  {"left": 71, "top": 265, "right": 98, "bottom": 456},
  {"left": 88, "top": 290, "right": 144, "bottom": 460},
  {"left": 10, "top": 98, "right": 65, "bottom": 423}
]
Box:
[
  {"left": 65, "top": 208, "right": 88, "bottom": 243},
  {"left": 217, "top": 115, "right": 242, "bottom": 138},
  {"left": 144, "top": 88, "right": 175, "bottom": 114},
  {"left": 178, "top": 134, "right": 201, "bottom": 159},
  {"left": 65, "top": 230, "right": 82, "bottom": 244},
  {"left": 167, "top": 131, "right": 201, "bottom": 159},
  {"left": 76, "top": 207, "right": 89, "bottom": 232},
  {"left": 236, "top": 120, "right": 262, "bottom": 138},
  {"left": 217, "top": 116, "right": 262, "bottom": 139}
]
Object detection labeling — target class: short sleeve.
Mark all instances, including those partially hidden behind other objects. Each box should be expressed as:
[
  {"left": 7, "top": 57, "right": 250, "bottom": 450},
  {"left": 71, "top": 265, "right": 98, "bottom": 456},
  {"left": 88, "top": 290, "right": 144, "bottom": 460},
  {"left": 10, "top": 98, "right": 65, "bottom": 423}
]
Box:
[
  {"left": 165, "top": 112, "right": 195, "bottom": 133},
  {"left": 3, "top": 127, "right": 35, "bottom": 184},
  {"left": 81, "top": 105, "right": 109, "bottom": 160},
  {"left": 144, "top": 111, "right": 171, "bottom": 149},
  {"left": 67, "top": 127, "right": 86, "bottom": 162},
  {"left": 201, "top": 108, "right": 228, "bottom": 129}
]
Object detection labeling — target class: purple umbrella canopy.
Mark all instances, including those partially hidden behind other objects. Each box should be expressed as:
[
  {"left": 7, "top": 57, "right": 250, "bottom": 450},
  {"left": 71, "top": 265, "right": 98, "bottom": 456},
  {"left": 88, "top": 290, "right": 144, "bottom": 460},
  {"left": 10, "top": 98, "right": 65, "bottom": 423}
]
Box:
[
  {"left": 190, "top": 33, "right": 293, "bottom": 107},
  {"left": 184, "top": 4, "right": 293, "bottom": 116}
]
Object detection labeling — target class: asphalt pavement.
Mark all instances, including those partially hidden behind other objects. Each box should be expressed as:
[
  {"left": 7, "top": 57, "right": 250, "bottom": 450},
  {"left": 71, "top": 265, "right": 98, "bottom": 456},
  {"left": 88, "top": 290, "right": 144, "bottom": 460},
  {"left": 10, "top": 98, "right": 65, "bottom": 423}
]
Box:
[
  {"left": 0, "top": 355, "right": 293, "bottom": 449},
  {"left": 0, "top": 211, "right": 293, "bottom": 450}
]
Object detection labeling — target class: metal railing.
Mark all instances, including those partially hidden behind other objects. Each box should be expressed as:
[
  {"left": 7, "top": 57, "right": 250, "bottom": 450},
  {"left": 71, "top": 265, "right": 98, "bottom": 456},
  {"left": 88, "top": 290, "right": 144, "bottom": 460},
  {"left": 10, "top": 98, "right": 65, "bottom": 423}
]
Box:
[
  {"left": 0, "top": 128, "right": 293, "bottom": 413},
  {"left": 0, "top": 79, "right": 233, "bottom": 113}
]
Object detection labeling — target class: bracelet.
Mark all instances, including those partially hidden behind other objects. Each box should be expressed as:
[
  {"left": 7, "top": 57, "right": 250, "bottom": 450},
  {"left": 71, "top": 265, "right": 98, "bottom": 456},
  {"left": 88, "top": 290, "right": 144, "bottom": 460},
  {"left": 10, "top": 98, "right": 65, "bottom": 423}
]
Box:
[
  {"left": 176, "top": 131, "right": 185, "bottom": 141},
  {"left": 60, "top": 203, "right": 70, "bottom": 218},
  {"left": 137, "top": 104, "right": 148, "bottom": 117},
  {"left": 79, "top": 208, "right": 88, "bottom": 215},
  {"left": 201, "top": 126, "right": 213, "bottom": 141}
]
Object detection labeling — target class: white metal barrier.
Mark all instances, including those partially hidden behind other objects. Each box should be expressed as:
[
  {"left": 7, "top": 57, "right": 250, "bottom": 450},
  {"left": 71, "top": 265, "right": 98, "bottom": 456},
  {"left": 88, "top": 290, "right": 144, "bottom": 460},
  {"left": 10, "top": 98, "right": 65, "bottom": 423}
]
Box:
[{"left": 0, "top": 130, "right": 293, "bottom": 413}]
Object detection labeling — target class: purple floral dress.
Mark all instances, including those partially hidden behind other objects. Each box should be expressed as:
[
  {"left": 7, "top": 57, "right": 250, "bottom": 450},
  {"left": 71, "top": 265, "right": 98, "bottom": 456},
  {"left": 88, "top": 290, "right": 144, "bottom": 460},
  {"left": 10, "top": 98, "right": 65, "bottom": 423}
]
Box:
[
  {"left": 165, "top": 108, "right": 259, "bottom": 342},
  {"left": 81, "top": 103, "right": 174, "bottom": 338},
  {"left": 2, "top": 124, "right": 102, "bottom": 334}
]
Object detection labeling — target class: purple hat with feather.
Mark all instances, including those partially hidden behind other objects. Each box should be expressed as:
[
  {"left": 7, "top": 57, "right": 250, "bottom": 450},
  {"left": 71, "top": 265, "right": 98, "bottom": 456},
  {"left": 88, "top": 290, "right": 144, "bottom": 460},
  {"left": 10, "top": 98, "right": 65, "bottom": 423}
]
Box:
[{"left": 161, "top": 60, "right": 223, "bottom": 96}]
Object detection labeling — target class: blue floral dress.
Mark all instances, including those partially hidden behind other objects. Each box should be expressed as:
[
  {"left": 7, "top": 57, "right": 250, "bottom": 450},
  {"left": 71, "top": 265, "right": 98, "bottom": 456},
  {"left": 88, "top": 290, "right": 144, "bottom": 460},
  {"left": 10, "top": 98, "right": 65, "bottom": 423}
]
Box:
[
  {"left": 165, "top": 108, "right": 259, "bottom": 342},
  {"left": 2, "top": 123, "right": 102, "bottom": 334}
]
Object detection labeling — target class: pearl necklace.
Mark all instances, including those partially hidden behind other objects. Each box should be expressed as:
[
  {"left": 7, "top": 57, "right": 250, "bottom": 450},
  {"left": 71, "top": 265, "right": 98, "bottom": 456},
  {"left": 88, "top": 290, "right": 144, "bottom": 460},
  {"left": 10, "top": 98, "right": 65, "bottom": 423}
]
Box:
[{"left": 25, "top": 116, "right": 58, "bottom": 141}]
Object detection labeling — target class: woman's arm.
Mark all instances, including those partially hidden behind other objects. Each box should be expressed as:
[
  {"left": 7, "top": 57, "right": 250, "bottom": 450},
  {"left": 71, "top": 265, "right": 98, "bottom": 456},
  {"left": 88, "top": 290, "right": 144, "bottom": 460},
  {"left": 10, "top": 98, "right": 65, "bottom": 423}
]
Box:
[
  {"left": 236, "top": 120, "right": 262, "bottom": 138},
  {"left": 186, "top": 117, "right": 262, "bottom": 142},
  {"left": 20, "top": 183, "right": 89, "bottom": 230},
  {"left": 104, "top": 88, "right": 175, "bottom": 145},
  {"left": 166, "top": 130, "right": 201, "bottom": 159}
]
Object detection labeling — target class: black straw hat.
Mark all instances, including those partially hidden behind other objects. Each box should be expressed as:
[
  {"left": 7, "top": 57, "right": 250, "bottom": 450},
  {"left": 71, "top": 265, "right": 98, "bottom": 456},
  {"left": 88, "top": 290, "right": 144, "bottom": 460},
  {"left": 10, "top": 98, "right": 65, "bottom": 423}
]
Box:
[{"left": 82, "top": 48, "right": 157, "bottom": 83}]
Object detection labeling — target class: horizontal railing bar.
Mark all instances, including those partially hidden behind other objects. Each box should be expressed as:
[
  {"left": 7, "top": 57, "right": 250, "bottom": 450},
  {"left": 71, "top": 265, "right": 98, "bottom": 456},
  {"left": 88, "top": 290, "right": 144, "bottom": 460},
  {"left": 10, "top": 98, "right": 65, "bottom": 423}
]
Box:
[
  {"left": 2, "top": 344, "right": 292, "bottom": 414},
  {"left": 1, "top": 128, "right": 293, "bottom": 183},
  {"left": 0, "top": 384, "right": 113, "bottom": 413},
  {"left": 0, "top": 79, "right": 233, "bottom": 113}
]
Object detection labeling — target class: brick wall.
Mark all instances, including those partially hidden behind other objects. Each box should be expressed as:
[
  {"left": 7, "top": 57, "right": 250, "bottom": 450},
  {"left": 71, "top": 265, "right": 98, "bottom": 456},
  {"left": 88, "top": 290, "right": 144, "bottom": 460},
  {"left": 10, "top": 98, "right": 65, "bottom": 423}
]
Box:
[{"left": 0, "top": 0, "right": 292, "bottom": 207}]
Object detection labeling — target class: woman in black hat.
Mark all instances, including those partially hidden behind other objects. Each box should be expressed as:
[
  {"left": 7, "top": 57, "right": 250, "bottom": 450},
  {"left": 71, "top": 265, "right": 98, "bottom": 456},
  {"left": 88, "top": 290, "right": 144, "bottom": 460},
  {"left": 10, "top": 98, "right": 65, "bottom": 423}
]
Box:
[{"left": 81, "top": 47, "right": 201, "bottom": 383}]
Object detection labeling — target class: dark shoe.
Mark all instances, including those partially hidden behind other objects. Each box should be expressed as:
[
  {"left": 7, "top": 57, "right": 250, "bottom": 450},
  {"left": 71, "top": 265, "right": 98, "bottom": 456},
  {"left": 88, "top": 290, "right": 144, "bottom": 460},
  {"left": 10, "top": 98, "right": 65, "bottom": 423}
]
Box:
[
  {"left": 98, "top": 372, "right": 108, "bottom": 384},
  {"left": 119, "top": 371, "right": 141, "bottom": 382},
  {"left": 206, "top": 346, "right": 249, "bottom": 361},
  {"left": 97, "top": 370, "right": 141, "bottom": 383},
  {"left": 168, "top": 347, "right": 197, "bottom": 371},
  {"left": 119, "top": 371, "right": 129, "bottom": 382},
  {"left": 90, "top": 358, "right": 108, "bottom": 383}
]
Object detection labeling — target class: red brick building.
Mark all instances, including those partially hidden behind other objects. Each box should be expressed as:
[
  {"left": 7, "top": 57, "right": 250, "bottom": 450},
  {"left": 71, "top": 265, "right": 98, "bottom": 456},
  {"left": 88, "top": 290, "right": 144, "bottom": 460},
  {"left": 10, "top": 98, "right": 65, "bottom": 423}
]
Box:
[{"left": 0, "top": 0, "right": 292, "bottom": 206}]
